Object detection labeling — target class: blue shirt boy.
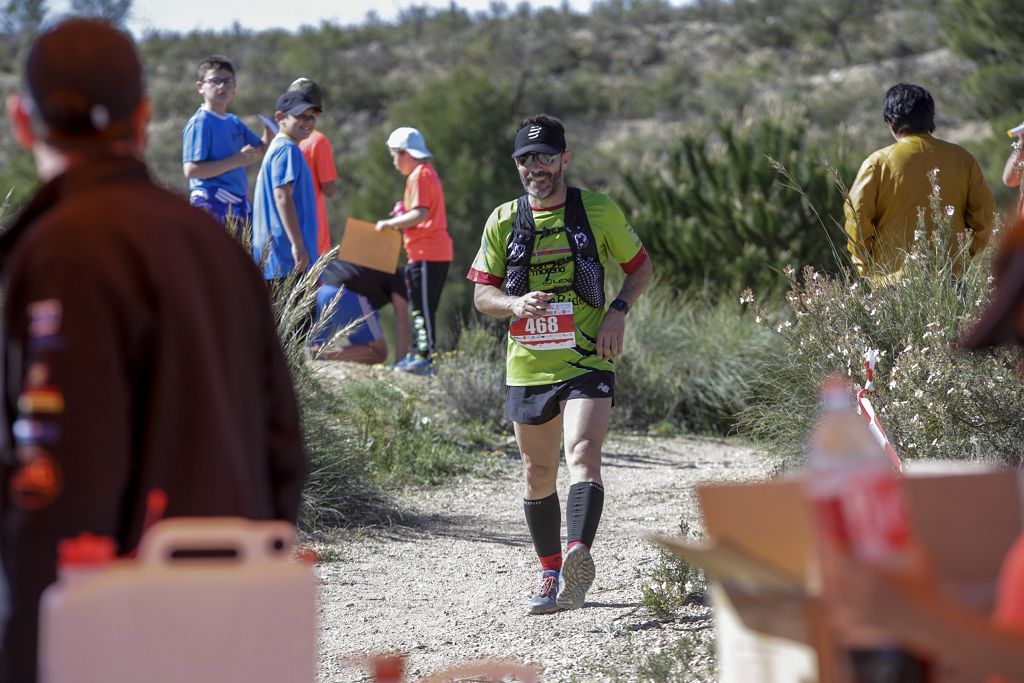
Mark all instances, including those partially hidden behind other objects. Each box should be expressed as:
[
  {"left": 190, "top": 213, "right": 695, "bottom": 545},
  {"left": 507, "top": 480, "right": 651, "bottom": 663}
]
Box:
[
  {"left": 182, "top": 108, "right": 262, "bottom": 202},
  {"left": 252, "top": 134, "right": 318, "bottom": 279}
]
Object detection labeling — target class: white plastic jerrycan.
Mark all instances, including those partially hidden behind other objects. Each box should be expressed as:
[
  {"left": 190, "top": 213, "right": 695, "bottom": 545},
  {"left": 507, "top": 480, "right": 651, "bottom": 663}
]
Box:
[{"left": 39, "top": 517, "right": 316, "bottom": 683}]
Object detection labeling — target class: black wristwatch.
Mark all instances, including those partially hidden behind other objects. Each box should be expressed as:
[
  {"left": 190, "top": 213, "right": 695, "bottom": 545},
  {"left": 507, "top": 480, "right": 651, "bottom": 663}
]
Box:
[{"left": 609, "top": 298, "right": 629, "bottom": 315}]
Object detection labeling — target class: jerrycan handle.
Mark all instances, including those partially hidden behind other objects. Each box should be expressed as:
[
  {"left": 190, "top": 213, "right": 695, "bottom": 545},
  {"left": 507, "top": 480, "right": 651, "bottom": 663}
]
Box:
[{"left": 136, "top": 517, "right": 296, "bottom": 565}]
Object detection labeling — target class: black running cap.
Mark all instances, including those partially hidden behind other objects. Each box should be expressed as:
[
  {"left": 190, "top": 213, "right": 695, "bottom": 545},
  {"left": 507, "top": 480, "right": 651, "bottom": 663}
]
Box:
[
  {"left": 275, "top": 90, "right": 320, "bottom": 116},
  {"left": 511, "top": 122, "right": 566, "bottom": 158},
  {"left": 24, "top": 19, "right": 143, "bottom": 138}
]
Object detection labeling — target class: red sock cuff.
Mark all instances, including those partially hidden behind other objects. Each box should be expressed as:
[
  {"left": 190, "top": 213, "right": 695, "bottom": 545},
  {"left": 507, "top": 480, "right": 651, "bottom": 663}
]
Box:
[
  {"left": 567, "top": 540, "right": 590, "bottom": 551},
  {"left": 539, "top": 552, "right": 563, "bottom": 572}
]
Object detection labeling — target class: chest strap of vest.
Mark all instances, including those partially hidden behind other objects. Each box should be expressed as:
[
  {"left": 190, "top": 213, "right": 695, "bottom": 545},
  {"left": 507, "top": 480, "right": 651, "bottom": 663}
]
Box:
[{"left": 504, "top": 187, "right": 605, "bottom": 309}]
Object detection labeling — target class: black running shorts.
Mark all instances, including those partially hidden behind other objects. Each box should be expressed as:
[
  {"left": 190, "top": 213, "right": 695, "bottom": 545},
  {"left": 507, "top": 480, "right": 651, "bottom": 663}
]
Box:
[{"left": 506, "top": 370, "right": 615, "bottom": 425}]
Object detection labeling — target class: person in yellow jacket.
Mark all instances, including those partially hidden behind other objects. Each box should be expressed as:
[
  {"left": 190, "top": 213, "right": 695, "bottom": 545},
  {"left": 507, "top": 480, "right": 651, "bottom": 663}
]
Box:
[{"left": 844, "top": 83, "right": 994, "bottom": 281}]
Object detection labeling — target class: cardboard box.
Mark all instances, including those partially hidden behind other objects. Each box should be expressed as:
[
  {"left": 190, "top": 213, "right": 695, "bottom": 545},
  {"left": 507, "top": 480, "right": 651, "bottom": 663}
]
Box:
[{"left": 656, "top": 467, "right": 1024, "bottom": 683}]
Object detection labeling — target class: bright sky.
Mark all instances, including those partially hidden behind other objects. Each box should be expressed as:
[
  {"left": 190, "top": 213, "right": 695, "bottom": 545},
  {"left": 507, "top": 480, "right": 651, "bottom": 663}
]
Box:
[{"left": 50, "top": 0, "right": 608, "bottom": 35}]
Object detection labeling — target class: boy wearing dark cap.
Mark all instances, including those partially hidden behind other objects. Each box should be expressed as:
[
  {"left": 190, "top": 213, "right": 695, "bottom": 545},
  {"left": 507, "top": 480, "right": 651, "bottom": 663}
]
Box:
[
  {"left": 287, "top": 78, "right": 338, "bottom": 256},
  {"left": 182, "top": 55, "right": 271, "bottom": 227},
  {"left": 2, "top": 19, "right": 306, "bottom": 682},
  {"left": 251, "top": 91, "right": 321, "bottom": 280}
]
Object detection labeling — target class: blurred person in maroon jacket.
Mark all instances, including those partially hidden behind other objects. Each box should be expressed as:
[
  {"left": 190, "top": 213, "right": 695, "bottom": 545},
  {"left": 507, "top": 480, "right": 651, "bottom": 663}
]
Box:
[{"left": 0, "top": 19, "right": 307, "bottom": 682}]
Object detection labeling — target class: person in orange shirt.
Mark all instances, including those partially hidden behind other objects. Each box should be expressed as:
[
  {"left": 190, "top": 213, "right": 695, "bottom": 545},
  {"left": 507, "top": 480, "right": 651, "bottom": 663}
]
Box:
[
  {"left": 287, "top": 78, "right": 337, "bottom": 256},
  {"left": 375, "top": 127, "right": 452, "bottom": 375}
]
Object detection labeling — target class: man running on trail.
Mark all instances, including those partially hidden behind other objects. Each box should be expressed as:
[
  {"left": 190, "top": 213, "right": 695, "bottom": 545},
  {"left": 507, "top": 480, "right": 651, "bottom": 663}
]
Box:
[{"left": 467, "top": 114, "right": 653, "bottom": 614}]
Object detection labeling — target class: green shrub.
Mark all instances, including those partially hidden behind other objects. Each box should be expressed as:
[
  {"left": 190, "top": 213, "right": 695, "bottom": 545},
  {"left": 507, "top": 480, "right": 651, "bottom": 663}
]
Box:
[
  {"left": 614, "top": 279, "right": 782, "bottom": 432},
  {"left": 619, "top": 116, "right": 857, "bottom": 297},
  {"left": 331, "top": 379, "right": 495, "bottom": 486},
  {"left": 434, "top": 319, "right": 510, "bottom": 433},
  {"left": 298, "top": 380, "right": 386, "bottom": 530},
  {"left": 739, "top": 168, "right": 1024, "bottom": 466},
  {"left": 640, "top": 550, "right": 706, "bottom": 618}
]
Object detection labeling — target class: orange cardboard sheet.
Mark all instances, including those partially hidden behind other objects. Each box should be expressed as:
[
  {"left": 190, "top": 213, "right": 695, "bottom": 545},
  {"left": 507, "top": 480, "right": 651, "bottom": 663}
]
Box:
[{"left": 338, "top": 218, "right": 402, "bottom": 274}]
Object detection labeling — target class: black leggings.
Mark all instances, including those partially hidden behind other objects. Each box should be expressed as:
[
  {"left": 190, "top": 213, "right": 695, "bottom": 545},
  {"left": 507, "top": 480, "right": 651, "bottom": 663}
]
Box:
[{"left": 404, "top": 260, "right": 449, "bottom": 358}]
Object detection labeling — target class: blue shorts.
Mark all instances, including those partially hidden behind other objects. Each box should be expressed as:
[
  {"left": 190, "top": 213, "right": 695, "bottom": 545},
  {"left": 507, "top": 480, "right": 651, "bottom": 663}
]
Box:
[
  {"left": 189, "top": 191, "right": 252, "bottom": 229},
  {"left": 312, "top": 285, "right": 382, "bottom": 347}
]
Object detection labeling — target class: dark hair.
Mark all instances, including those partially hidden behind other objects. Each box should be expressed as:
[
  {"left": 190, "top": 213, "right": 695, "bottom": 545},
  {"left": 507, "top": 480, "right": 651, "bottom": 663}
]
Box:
[
  {"left": 197, "top": 54, "right": 234, "bottom": 80},
  {"left": 883, "top": 83, "right": 935, "bottom": 135},
  {"left": 518, "top": 113, "right": 565, "bottom": 137}
]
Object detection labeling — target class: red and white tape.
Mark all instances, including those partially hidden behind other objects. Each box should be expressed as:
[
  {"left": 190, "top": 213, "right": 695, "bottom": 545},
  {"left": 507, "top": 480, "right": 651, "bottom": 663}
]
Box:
[{"left": 857, "top": 349, "right": 902, "bottom": 471}]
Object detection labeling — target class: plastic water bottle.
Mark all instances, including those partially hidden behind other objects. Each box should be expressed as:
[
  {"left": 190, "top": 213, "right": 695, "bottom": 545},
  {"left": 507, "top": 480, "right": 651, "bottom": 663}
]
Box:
[{"left": 804, "top": 376, "right": 931, "bottom": 683}]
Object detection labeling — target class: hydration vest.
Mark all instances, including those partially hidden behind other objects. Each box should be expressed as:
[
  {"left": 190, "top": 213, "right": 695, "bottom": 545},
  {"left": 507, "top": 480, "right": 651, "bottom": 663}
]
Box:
[{"left": 504, "top": 187, "right": 605, "bottom": 309}]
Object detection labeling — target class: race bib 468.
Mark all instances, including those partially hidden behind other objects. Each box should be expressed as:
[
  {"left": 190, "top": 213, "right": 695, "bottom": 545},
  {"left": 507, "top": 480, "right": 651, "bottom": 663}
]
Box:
[{"left": 509, "top": 302, "right": 576, "bottom": 350}]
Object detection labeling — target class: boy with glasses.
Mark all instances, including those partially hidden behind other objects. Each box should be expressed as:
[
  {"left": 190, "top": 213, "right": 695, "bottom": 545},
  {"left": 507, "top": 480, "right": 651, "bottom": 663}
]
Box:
[{"left": 182, "top": 55, "right": 271, "bottom": 228}]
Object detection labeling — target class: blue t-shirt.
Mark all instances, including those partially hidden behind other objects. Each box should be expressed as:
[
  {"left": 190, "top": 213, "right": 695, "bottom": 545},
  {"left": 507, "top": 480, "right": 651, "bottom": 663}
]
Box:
[
  {"left": 181, "top": 107, "right": 262, "bottom": 199},
  {"left": 252, "top": 135, "right": 319, "bottom": 279}
]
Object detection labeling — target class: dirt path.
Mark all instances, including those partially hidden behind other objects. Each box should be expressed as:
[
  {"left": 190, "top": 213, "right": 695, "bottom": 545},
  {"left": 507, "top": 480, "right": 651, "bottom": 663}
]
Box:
[{"left": 315, "top": 434, "right": 772, "bottom": 682}]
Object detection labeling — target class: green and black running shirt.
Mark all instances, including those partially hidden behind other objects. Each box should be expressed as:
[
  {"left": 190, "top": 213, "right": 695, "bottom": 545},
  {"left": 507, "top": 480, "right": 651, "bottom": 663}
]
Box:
[{"left": 467, "top": 189, "right": 648, "bottom": 387}]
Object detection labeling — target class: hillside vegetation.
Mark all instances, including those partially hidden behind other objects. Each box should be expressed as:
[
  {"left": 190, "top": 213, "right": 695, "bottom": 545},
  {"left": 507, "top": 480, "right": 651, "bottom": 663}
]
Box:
[
  {"left": 2, "top": 1, "right": 1017, "bottom": 256},
  {"left": 3, "top": 0, "right": 1024, "bottom": 448}
]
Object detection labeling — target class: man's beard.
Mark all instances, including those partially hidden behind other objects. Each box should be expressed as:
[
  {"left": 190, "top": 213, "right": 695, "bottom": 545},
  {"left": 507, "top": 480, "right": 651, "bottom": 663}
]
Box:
[{"left": 521, "top": 163, "right": 563, "bottom": 200}]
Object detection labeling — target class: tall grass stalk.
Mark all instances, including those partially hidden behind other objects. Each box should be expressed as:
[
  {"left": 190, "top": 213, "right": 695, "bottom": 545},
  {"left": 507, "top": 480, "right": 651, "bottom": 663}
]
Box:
[{"left": 229, "top": 215, "right": 394, "bottom": 527}]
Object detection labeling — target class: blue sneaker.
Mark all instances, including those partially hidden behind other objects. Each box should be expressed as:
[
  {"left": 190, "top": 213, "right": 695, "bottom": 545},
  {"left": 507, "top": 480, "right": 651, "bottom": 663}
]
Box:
[
  {"left": 392, "top": 354, "right": 415, "bottom": 371},
  {"left": 398, "top": 355, "right": 433, "bottom": 376},
  {"left": 557, "top": 544, "right": 595, "bottom": 611},
  {"left": 527, "top": 569, "right": 560, "bottom": 615}
]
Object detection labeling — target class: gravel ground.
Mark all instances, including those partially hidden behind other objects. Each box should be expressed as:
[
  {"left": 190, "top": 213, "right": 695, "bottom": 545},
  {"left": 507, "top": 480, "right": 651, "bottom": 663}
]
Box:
[{"left": 314, "top": 433, "right": 772, "bottom": 682}]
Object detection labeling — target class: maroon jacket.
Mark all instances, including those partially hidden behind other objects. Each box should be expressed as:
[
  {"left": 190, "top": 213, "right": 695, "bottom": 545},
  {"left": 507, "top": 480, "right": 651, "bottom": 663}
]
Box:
[{"left": 0, "top": 156, "right": 307, "bottom": 682}]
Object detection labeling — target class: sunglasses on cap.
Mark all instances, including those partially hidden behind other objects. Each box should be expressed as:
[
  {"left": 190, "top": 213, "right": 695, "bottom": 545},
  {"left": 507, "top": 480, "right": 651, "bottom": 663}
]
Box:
[{"left": 514, "top": 152, "right": 560, "bottom": 167}]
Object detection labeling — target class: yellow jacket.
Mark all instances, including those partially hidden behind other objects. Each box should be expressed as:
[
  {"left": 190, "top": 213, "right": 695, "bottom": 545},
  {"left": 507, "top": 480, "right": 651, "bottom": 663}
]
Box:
[{"left": 843, "top": 133, "right": 994, "bottom": 279}]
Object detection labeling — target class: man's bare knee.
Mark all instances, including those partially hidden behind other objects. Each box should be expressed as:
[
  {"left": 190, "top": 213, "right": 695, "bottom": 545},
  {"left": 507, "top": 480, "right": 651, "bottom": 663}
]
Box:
[
  {"left": 566, "top": 438, "right": 600, "bottom": 466},
  {"left": 522, "top": 458, "right": 558, "bottom": 488}
]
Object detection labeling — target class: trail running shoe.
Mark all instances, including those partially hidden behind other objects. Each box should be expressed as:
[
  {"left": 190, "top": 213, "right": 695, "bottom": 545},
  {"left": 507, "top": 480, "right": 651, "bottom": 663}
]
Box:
[
  {"left": 557, "top": 544, "right": 595, "bottom": 611},
  {"left": 528, "top": 569, "right": 560, "bottom": 615}
]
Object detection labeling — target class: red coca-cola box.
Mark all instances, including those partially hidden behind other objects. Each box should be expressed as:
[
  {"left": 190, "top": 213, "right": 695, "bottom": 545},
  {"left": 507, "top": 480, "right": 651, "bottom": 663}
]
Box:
[{"left": 653, "top": 466, "right": 1023, "bottom": 683}]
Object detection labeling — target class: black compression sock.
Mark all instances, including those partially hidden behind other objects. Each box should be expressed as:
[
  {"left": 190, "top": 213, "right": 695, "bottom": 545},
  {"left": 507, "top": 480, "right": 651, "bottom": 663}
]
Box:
[
  {"left": 523, "top": 492, "right": 562, "bottom": 559},
  {"left": 566, "top": 481, "right": 605, "bottom": 549}
]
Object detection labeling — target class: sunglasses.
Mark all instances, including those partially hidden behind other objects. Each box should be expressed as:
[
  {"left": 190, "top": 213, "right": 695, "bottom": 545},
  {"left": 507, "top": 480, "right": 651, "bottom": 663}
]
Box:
[{"left": 514, "top": 152, "right": 560, "bottom": 167}]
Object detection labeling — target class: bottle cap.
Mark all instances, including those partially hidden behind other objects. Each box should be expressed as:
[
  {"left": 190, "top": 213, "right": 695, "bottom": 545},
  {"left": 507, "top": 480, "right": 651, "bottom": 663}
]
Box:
[{"left": 57, "top": 533, "right": 117, "bottom": 567}]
